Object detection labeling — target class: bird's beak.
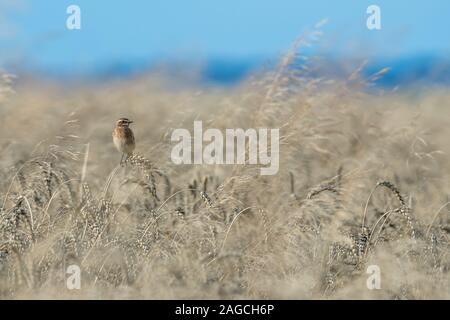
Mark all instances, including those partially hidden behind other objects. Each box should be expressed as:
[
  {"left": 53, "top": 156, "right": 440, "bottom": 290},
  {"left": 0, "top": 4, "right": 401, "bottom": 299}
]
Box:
[{"left": 128, "top": 120, "right": 133, "bottom": 124}]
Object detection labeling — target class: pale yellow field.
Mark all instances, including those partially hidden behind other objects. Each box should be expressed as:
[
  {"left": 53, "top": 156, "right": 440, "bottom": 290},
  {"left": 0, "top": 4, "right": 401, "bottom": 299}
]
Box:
[{"left": 1, "top": 47, "right": 450, "bottom": 299}]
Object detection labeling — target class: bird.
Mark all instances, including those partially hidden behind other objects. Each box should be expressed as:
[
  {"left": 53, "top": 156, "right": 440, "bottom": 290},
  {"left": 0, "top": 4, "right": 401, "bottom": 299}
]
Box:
[{"left": 112, "top": 117, "right": 135, "bottom": 166}]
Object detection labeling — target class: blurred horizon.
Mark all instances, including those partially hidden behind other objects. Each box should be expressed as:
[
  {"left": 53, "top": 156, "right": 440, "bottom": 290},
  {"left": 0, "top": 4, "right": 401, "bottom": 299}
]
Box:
[{"left": 1, "top": 0, "right": 450, "bottom": 86}]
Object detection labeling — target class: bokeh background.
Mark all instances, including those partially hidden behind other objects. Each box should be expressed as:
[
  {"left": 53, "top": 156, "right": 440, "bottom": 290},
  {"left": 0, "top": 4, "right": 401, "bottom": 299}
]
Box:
[{"left": 1, "top": 0, "right": 450, "bottom": 85}]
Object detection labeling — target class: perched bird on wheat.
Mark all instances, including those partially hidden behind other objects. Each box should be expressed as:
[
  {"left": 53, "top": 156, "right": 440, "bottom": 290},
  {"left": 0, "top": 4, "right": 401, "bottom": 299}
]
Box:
[{"left": 112, "top": 117, "right": 135, "bottom": 166}]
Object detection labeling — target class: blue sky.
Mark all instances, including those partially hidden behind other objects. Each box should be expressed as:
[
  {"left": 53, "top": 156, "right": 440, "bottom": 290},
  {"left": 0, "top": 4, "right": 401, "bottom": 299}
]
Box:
[{"left": 1, "top": 0, "right": 450, "bottom": 74}]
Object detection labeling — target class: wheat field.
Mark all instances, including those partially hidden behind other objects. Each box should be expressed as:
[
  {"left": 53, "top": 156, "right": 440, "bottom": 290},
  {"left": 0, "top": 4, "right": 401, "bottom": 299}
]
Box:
[{"left": 1, "top": 38, "right": 450, "bottom": 299}]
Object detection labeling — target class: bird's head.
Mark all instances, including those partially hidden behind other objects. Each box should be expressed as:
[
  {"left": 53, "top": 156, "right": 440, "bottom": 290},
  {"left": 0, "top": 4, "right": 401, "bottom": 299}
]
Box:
[{"left": 116, "top": 118, "right": 133, "bottom": 127}]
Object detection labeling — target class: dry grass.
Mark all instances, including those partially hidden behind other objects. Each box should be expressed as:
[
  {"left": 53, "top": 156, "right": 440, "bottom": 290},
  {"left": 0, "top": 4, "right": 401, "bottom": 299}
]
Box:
[{"left": 1, "top": 38, "right": 450, "bottom": 299}]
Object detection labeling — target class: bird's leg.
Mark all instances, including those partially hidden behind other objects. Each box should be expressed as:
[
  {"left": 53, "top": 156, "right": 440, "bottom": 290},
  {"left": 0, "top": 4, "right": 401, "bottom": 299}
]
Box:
[
  {"left": 120, "top": 153, "right": 125, "bottom": 167},
  {"left": 125, "top": 152, "right": 132, "bottom": 165}
]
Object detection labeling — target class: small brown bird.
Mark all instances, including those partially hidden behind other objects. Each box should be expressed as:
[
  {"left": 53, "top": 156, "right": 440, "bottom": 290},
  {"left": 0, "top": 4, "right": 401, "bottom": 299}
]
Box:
[{"left": 112, "top": 117, "right": 135, "bottom": 166}]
